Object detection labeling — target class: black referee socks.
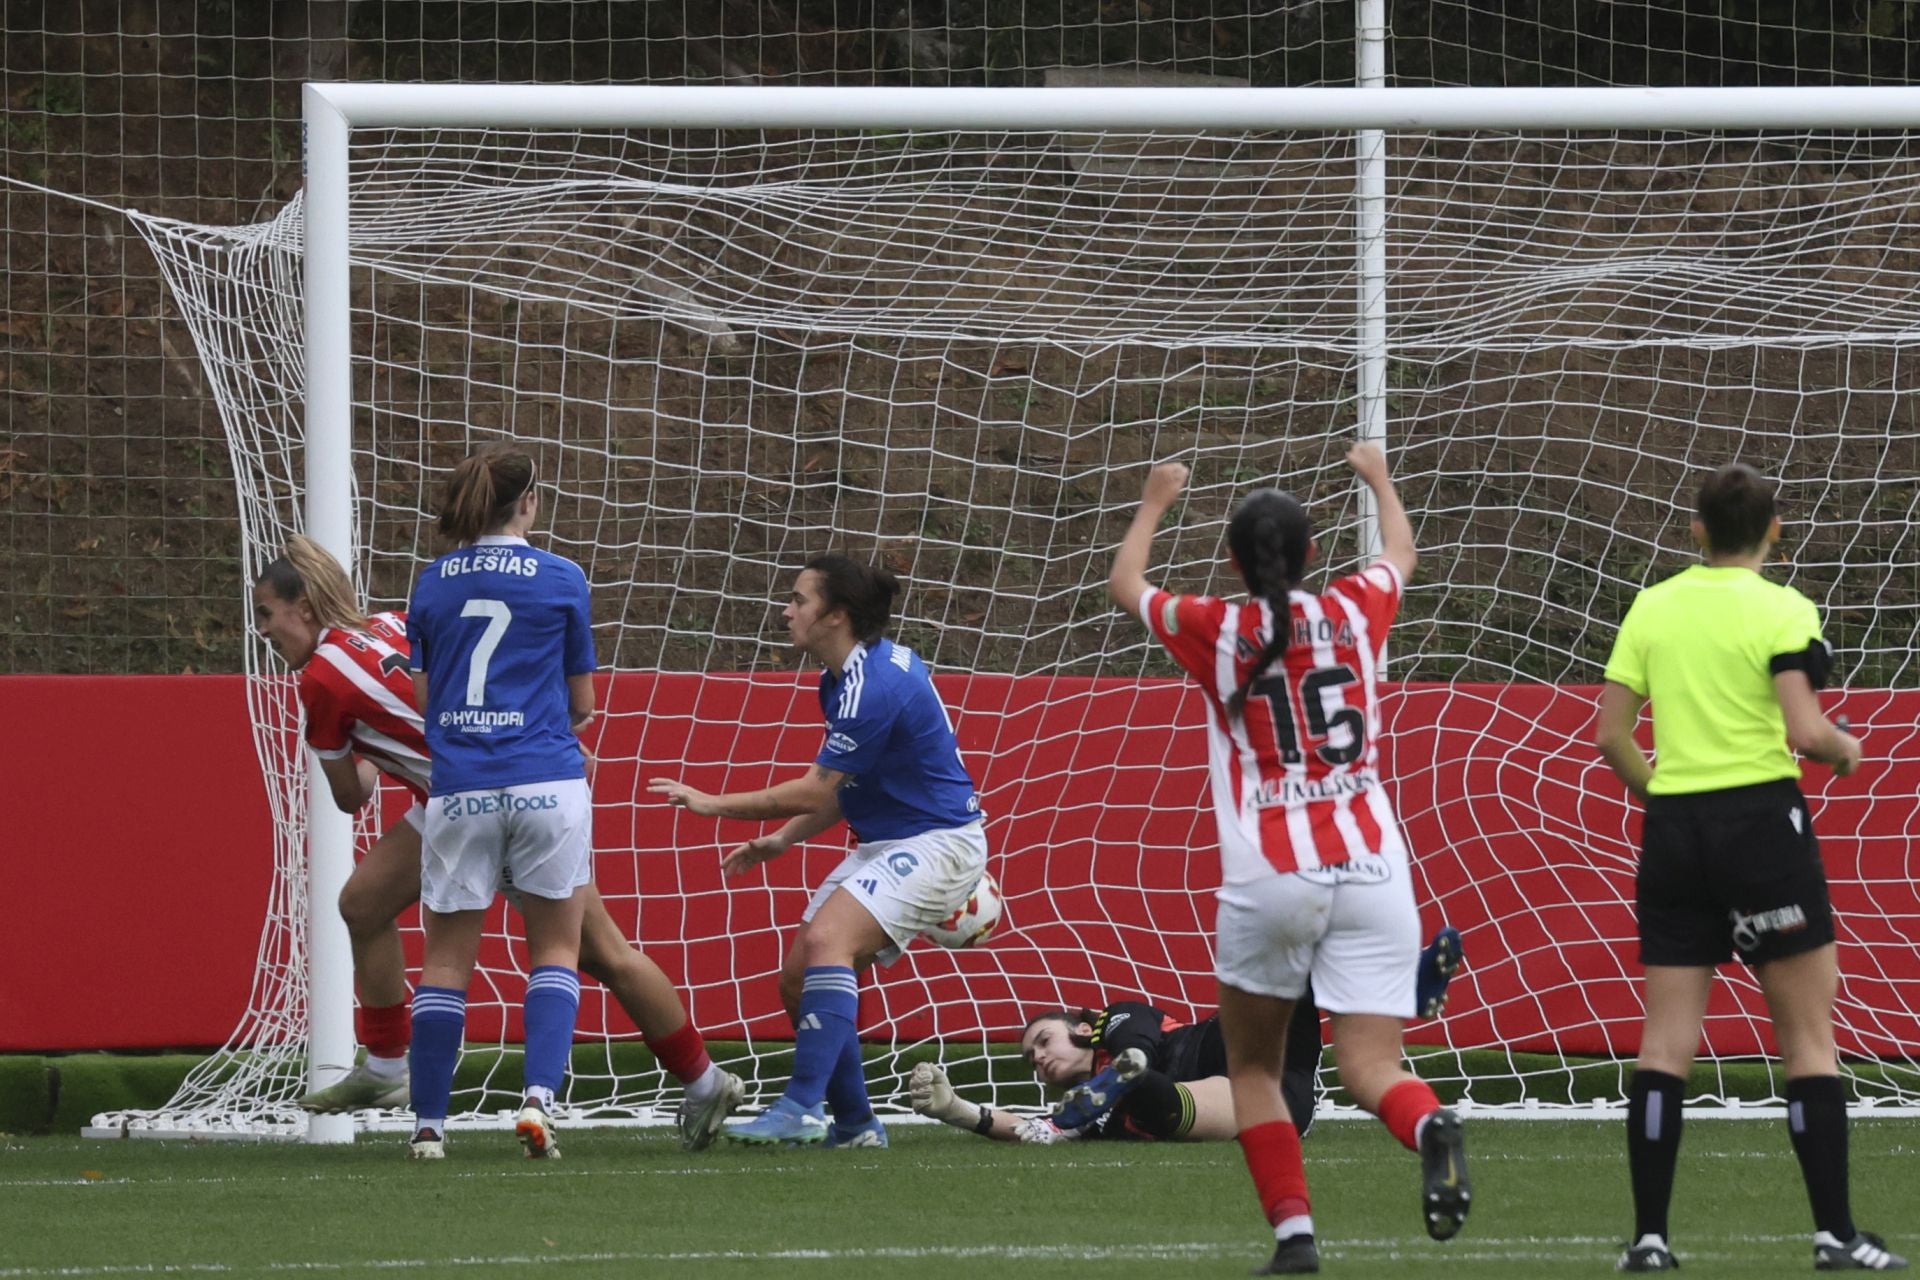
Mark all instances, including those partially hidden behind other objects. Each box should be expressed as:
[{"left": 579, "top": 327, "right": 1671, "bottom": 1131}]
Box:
[
  {"left": 1786, "top": 1074, "right": 1855, "bottom": 1241},
  {"left": 1626, "top": 1069, "right": 1685, "bottom": 1243}
]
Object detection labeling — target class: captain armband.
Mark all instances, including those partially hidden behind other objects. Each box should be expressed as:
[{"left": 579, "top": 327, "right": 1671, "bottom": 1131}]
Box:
[{"left": 1770, "top": 638, "right": 1835, "bottom": 691}]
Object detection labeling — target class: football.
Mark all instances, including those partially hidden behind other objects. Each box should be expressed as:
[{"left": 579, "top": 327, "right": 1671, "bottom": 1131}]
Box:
[{"left": 925, "top": 871, "right": 1005, "bottom": 949}]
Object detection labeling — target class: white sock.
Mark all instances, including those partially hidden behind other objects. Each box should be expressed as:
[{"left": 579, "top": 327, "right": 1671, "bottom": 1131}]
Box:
[
  {"left": 1633, "top": 1234, "right": 1670, "bottom": 1251},
  {"left": 525, "top": 1084, "right": 556, "bottom": 1111},
  {"left": 1275, "top": 1214, "right": 1315, "bottom": 1241},
  {"left": 413, "top": 1118, "right": 445, "bottom": 1138},
  {"left": 683, "top": 1062, "right": 723, "bottom": 1105},
  {"left": 363, "top": 1052, "right": 407, "bottom": 1081}
]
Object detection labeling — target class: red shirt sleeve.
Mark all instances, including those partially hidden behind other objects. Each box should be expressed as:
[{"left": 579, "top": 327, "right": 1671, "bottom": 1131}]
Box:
[
  {"left": 1324, "top": 560, "right": 1402, "bottom": 662},
  {"left": 1139, "top": 587, "right": 1229, "bottom": 687},
  {"left": 299, "top": 664, "right": 354, "bottom": 758}
]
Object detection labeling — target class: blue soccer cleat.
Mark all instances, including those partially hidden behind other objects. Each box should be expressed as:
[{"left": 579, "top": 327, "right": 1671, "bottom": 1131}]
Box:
[
  {"left": 724, "top": 1096, "right": 827, "bottom": 1146},
  {"left": 823, "top": 1115, "right": 889, "bottom": 1149},
  {"left": 1416, "top": 926, "right": 1465, "bottom": 1021},
  {"left": 1051, "top": 1046, "right": 1149, "bottom": 1130}
]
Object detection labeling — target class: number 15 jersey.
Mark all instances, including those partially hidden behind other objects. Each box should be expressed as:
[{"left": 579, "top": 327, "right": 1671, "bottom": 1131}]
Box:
[{"left": 1138, "top": 560, "right": 1403, "bottom": 880}]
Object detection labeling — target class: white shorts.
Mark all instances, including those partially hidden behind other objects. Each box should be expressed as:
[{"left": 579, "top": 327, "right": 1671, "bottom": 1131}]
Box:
[
  {"left": 421, "top": 778, "right": 592, "bottom": 913},
  {"left": 1213, "top": 846, "right": 1419, "bottom": 1018},
  {"left": 803, "top": 820, "right": 988, "bottom": 966}
]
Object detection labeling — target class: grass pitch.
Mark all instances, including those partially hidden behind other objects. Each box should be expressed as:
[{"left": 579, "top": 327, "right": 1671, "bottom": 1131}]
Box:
[{"left": 2, "top": 1119, "right": 1915, "bottom": 1278}]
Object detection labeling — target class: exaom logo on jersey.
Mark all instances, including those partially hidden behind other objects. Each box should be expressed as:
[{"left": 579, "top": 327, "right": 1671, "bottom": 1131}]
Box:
[{"left": 826, "top": 731, "right": 860, "bottom": 755}]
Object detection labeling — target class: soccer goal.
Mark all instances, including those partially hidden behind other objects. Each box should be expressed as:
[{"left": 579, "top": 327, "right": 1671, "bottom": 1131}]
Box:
[{"left": 98, "top": 84, "right": 1920, "bottom": 1139}]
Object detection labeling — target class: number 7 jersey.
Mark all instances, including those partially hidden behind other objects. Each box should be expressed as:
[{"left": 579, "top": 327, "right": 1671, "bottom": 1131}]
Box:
[{"left": 1138, "top": 561, "right": 1404, "bottom": 880}]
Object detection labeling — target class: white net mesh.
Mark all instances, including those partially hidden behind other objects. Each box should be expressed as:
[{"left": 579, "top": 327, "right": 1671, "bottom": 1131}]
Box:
[{"left": 101, "top": 119, "right": 1920, "bottom": 1135}]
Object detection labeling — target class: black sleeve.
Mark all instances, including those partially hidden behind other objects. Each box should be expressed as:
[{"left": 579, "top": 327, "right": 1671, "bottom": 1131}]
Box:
[
  {"left": 1770, "top": 638, "right": 1834, "bottom": 690},
  {"left": 1091, "top": 1002, "right": 1169, "bottom": 1066}
]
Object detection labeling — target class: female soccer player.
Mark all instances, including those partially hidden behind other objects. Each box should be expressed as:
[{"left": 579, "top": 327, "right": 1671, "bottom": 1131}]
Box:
[
  {"left": 253, "top": 534, "right": 742, "bottom": 1150},
  {"left": 402, "top": 444, "right": 597, "bottom": 1160},
  {"left": 912, "top": 930, "right": 1463, "bottom": 1146},
  {"left": 649, "top": 554, "right": 987, "bottom": 1149},
  {"left": 1107, "top": 445, "right": 1468, "bottom": 1275},
  {"left": 1596, "top": 463, "right": 1901, "bottom": 1272}
]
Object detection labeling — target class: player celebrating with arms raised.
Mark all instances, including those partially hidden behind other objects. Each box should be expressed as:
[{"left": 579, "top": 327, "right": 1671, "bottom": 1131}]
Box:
[
  {"left": 252, "top": 534, "right": 741, "bottom": 1148},
  {"left": 650, "top": 554, "right": 987, "bottom": 1148},
  {"left": 1108, "top": 445, "right": 1468, "bottom": 1275},
  {"left": 403, "top": 444, "right": 598, "bottom": 1160},
  {"left": 1596, "top": 463, "right": 1901, "bottom": 1273}
]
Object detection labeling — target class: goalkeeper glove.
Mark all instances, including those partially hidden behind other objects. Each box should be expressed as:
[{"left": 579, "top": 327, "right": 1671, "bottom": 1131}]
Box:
[{"left": 908, "top": 1062, "right": 984, "bottom": 1132}]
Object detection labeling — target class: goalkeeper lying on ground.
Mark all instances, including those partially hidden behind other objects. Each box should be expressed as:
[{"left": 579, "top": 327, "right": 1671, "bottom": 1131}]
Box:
[{"left": 911, "top": 927, "right": 1463, "bottom": 1144}]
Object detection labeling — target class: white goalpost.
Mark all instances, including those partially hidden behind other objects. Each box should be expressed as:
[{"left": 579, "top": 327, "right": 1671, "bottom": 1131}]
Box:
[{"left": 93, "top": 83, "right": 1920, "bottom": 1140}]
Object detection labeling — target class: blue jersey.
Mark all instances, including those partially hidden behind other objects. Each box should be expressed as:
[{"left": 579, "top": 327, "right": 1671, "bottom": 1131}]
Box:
[
  {"left": 815, "top": 638, "right": 982, "bottom": 843},
  {"left": 407, "top": 535, "right": 596, "bottom": 796}
]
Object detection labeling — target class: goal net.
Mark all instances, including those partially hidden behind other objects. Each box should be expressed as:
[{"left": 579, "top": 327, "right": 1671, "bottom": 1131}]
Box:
[{"left": 102, "top": 90, "right": 1920, "bottom": 1136}]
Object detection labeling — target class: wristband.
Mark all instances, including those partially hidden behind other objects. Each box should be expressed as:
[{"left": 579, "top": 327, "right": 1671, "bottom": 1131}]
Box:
[{"left": 973, "top": 1106, "right": 996, "bottom": 1135}]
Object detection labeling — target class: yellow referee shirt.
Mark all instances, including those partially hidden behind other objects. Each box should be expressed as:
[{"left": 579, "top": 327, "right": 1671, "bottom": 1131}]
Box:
[{"left": 1603, "top": 565, "right": 1826, "bottom": 796}]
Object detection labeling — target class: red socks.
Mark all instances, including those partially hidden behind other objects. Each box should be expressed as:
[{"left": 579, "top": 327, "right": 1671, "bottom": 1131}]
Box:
[
  {"left": 1238, "top": 1119, "right": 1311, "bottom": 1227},
  {"left": 357, "top": 1001, "right": 411, "bottom": 1060},
  {"left": 647, "top": 1019, "right": 713, "bottom": 1086},
  {"left": 1378, "top": 1078, "right": 1443, "bottom": 1151}
]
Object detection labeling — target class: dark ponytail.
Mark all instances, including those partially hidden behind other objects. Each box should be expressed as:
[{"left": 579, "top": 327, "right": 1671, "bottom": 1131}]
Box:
[
  {"left": 803, "top": 553, "right": 900, "bottom": 644},
  {"left": 438, "top": 444, "right": 536, "bottom": 545},
  {"left": 1223, "top": 489, "right": 1313, "bottom": 716}
]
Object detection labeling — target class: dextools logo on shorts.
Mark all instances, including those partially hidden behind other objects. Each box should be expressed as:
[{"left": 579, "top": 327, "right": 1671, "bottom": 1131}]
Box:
[{"left": 442, "top": 791, "right": 560, "bottom": 821}]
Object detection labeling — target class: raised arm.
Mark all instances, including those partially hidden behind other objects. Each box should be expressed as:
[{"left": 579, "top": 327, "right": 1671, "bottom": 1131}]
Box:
[
  {"left": 1107, "top": 462, "right": 1191, "bottom": 619},
  {"left": 1346, "top": 441, "right": 1417, "bottom": 584}
]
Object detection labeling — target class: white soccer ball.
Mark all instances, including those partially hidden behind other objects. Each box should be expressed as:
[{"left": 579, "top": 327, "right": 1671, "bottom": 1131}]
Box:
[{"left": 925, "top": 871, "right": 1005, "bottom": 949}]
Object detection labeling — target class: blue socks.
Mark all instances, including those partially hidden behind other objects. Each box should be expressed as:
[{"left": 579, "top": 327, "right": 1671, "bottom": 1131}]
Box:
[
  {"left": 523, "top": 966, "right": 582, "bottom": 1099},
  {"left": 408, "top": 985, "right": 466, "bottom": 1129},
  {"left": 787, "top": 966, "right": 860, "bottom": 1111}
]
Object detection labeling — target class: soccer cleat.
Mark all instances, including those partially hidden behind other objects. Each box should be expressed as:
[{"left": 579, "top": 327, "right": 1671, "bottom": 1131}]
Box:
[
  {"left": 1816, "top": 1231, "right": 1909, "bottom": 1271},
  {"left": 407, "top": 1127, "right": 446, "bottom": 1160},
  {"left": 1417, "top": 1107, "right": 1471, "bottom": 1241},
  {"left": 1053, "top": 1046, "right": 1151, "bottom": 1130},
  {"left": 724, "top": 1096, "right": 827, "bottom": 1146},
  {"left": 1253, "top": 1234, "right": 1320, "bottom": 1275},
  {"left": 1618, "top": 1235, "right": 1679, "bottom": 1272},
  {"left": 823, "top": 1115, "right": 890, "bottom": 1149},
  {"left": 676, "top": 1069, "right": 746, "bottom": 1152},
  {"left": 1416, "top": 926, "right": 1465, "bottom": 1021},
  {"left": 297, "top": 1054, "right": 410, "bottom": 1113},
  {"left": 514, "top": 1099, "right": 560, "bottom": 1160}
]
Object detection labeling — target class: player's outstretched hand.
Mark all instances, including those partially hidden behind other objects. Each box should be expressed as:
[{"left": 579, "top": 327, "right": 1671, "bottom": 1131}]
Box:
[
  {"left": 1141, "top": 461, "right": 1189, "bottom": 509},
  {"left": 1346, "top": 440, "right": 1391, "bottom": 486},
  {"left": 648, "top": 777, "right": 718, "bottom": 815},
  {"left": 720, "top": 833, "right": 789, "bottom": 877},
  {"left": 908, "top": 1062, "right": 956, "bottom": 1119}
]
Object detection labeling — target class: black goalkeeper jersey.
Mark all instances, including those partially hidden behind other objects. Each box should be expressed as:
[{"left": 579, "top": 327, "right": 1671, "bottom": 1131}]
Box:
[{"left": 1087, "top": 1002, "right": 1226, "bottom": 1086}]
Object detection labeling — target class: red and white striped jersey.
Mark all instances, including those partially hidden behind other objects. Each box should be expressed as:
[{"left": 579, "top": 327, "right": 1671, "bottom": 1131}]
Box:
[
  {"left": 1139, "top": 561, "right": 1405, "bottom": 880},
  {"left": 299, "top": 611, "right": 432, "bottom": 803}
]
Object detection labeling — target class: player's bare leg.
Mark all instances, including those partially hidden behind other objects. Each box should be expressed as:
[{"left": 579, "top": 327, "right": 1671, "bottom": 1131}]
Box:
[
  {"left": 1331, "top": 1012, "right": 1469, "bottom": 1242},
  {"left": 301, "top": 820, "right": 422, "bottom": 1113},
  {"left": 575, "top": 887, "right": 743, "bottom": 1150},
  {"left": 1219, "top": 983, "right": 1318, "bottom": 1275}
]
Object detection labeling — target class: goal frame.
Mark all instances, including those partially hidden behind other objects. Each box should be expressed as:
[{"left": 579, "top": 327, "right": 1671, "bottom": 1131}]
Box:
[{"left": 296, "top": 82, "right": 1920, "bottom": 1143}]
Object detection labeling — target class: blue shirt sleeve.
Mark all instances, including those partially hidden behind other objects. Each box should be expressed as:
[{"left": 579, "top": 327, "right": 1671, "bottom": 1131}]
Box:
[
  {"left": 405, "top": 581, "right": 430, "bottom": 671},
  {"left": 815, "top": 680, "right": 895, "bottom": 778},
  {"left": 563, "top": 562, "right": 596, "bottom": 677}
]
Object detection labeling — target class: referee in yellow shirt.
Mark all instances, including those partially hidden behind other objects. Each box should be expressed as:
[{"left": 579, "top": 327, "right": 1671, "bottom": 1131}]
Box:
[{"left": 1596, "top": 463, "right": 1904, "bottom": 1273}]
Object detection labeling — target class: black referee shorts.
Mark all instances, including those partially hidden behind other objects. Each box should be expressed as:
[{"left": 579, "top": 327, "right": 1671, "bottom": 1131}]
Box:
[{"left": 1637, "top": 779, "right": 1835, "bottom": 967}]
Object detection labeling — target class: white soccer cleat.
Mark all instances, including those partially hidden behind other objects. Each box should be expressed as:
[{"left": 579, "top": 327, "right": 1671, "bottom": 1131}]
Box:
[
  {"left": 515, "top": 1099, "right": 561, "bottom": 1160},
  {"left": 676, "top": 1069, "right": 746, "bottom": 1152},
  {"left": 407, "top": 1127, "right": 446, "bottom": 1160},
  {"left": 298, "top": 1055, "right": 410, "bottom": 1114}
]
